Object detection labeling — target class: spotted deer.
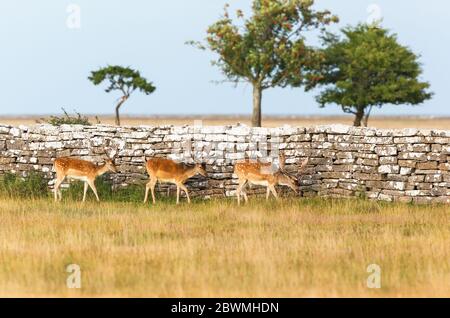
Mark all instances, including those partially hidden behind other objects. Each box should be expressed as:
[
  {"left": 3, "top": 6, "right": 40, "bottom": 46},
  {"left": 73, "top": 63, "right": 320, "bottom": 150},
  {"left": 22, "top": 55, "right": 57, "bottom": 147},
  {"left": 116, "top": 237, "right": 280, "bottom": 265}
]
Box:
[
  {"left": 234, "top": 153, "right": 309, "bottom": 205},
  {"left": 53, "top": 151, "right": 118, "bottom": 202},
  {"left": 144, "top": 158, "right": 207, "bottom": 205}
]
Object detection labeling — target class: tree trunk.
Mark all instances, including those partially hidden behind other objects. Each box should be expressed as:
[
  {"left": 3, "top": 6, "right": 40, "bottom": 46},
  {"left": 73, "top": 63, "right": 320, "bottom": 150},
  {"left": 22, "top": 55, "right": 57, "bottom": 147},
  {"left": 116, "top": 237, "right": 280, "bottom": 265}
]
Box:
[
  {"left": 353, "top": 107, "right": 365, "bottom": 127},
  {"left": 362, "top": 114, "right": 369, "bottom": 127},
  {"left": 362, "top": 105, "right": 373, "bottom": 127},
  {"left": 115, "top": 96, "right": 128, "bottom": 126},
  {"left": 115, "top": 105, "right": 121, "bottom": 126},
  {"left": 252, "top": 84, "right": 263, "bottom": 127}
]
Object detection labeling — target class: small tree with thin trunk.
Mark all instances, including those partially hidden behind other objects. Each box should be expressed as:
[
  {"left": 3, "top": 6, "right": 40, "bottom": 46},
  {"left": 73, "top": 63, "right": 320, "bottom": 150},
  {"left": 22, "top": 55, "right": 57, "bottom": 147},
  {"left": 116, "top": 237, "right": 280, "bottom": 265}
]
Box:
[
  {"left": 309, "top": 24, "right": 432, "bottom": 127},
  {"left": 191, "top": 0, "right": 338, "bottom": 127},
  {"left": 89, "top": 66, "right": 156, "bottom": 126}
]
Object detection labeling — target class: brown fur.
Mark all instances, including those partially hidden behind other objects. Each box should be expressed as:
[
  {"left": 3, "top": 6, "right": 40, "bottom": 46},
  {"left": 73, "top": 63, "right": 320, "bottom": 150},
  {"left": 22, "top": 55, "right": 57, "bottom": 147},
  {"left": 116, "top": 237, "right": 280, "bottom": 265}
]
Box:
[
  {"left": 144, "top": 158, "right": 207, "bottom": 204},
  {"left": 53, "top": 157, "right": 118, "bottom": 202},
  {"left": 234, "top": 155, "right": 308, "bottom": 205}
]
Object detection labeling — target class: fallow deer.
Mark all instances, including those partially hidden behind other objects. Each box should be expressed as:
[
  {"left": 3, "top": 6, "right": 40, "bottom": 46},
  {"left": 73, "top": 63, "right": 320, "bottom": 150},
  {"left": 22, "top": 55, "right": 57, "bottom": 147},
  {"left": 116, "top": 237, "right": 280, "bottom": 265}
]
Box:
[
  {"left": 234, "top": 153, "right": 309, "bottom": 205},
  {"left": 53, "top": 154, "right": 118, "bottom": 202},
  {"left": 144, "top": 158, "right": 207, "bottom": 204}
]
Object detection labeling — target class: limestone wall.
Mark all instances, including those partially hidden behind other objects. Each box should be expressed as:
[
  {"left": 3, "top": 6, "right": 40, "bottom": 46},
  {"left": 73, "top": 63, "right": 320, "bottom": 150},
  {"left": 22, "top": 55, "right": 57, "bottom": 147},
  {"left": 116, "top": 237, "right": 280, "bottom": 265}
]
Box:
[{"left": 0, "top": 123, "right": 449, "bottom": 203}]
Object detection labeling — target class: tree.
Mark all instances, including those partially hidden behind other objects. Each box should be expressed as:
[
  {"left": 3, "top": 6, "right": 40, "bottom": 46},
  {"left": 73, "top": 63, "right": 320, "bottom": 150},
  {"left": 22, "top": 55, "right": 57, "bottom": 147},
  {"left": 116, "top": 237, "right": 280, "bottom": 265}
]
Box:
[
  {"left": 88, "top": 66, "right": 156, "bottom": 126},
  {"left": 309, "top": 24, "right": 433, "bottom": 127},
  {"left": 191, "top": 0, "right": 338, "bottom": 127}
]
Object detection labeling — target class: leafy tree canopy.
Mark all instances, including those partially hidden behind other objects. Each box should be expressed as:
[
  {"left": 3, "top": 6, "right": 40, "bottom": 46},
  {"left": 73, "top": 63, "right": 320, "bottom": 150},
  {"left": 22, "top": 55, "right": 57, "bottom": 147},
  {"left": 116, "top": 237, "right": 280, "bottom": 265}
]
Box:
[
  {"left": 309, "top": 24, "right": 433, "bottom": 126},
  {"left": 191, "top": 0, "right": 338, "bottom": 126},
  {"left": 88, "top": 65, "right": 155, "bottom": 126},
  {"left": 89, "top": 65, "right": 155, "bottom": 96}
]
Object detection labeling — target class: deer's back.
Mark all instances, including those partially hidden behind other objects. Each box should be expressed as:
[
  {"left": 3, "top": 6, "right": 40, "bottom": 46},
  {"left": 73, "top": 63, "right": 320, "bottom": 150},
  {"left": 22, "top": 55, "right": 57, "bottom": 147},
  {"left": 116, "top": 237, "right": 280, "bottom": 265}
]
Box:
[
  {"left": 234, "top": 161, "right": 276, "bottom": 180},
  {"left": 146, "top": 158, "right": 189, "bottom": 179},
  {"left": 54, "top": 157, "right": 97, "bottom": 175}
]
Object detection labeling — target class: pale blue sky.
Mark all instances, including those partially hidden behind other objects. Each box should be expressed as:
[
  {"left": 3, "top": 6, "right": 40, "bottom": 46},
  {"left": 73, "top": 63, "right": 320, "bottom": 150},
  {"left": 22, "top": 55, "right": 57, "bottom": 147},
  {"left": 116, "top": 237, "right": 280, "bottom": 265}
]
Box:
[{"left": 0, "top": 0, "right": 448, "bottom": 116}]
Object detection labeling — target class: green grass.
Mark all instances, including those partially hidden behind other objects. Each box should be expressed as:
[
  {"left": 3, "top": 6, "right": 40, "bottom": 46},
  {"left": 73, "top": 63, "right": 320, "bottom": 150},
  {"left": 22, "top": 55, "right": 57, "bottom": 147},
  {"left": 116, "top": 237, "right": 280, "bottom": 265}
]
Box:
[
  {"left": 62, "top": 177, "right": 147, "bottom": 203},
  {"left": 0, "top": 173, "right": 49, "bottom": 199},
  {"left": 0, "top": 173, "right": 148, "bottom": 203}
]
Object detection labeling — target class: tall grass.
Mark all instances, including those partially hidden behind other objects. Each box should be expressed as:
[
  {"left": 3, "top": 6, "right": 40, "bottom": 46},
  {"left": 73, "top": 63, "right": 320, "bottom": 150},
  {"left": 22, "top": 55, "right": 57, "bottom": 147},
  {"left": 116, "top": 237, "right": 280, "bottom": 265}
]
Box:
[
  {"left": 62, "top": 177, "right": 147, "bottom": 203},
  {"left": 0, "top": 173, "right": 49, "bottom": 199},
  {"left": 0, "top": 174, "right": 449, "bottom": 297},
  {"left": 0, "top": 173, "right": 148, "bottom": 203}
]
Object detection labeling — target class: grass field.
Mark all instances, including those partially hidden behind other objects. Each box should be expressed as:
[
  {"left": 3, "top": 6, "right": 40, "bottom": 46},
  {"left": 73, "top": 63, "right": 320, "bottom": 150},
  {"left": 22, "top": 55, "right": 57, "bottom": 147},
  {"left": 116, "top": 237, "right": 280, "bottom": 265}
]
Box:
[
  {"left": 0, "top": 196, "right": 448, "bottom": 298},
  {"left": 1, "top": 115, "right": 450, "bottom": 129}
]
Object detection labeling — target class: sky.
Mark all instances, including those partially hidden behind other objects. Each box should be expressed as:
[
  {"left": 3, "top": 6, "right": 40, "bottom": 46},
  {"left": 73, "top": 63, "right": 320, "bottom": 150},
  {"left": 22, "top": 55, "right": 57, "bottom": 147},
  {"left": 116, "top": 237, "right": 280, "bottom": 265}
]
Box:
[{"left": 0, "top": 0, "right": 449, "bottom": 117}]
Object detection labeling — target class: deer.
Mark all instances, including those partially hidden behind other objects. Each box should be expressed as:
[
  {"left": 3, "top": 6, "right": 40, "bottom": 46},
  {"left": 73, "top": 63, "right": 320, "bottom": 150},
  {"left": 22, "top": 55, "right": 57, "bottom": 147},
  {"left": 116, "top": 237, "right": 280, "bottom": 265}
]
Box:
[
  {"left": 144, "top": 157, "right": 207, "bottom": 205},
  {"left": 53, "top": 151, "right": 118, "bottom": 202},
  {"left": 234, "top": 153, "right": 309, "bottom": 205}
]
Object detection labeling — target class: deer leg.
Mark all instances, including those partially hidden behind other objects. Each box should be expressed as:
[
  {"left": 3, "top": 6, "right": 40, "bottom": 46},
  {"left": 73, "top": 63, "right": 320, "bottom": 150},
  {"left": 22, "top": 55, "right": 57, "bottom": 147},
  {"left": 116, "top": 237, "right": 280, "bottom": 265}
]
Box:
[
  {"left": 179, "top": 184, "right": 191, "bottom": 204},
  {"left": 54, "top": 176, "right": 64, "bottom": 202},
  {"left": 236, "top": 179, "right": 247, "bottom": 205},
  {"left": 87, "top": 179, "right": 100, "bottom": 202},
  {"left": 266, "top": 186, "right": 271, "bottom": 200},
  {"left": 150, "top": 179, "right": 157, "bottom": 204},
  {"left": 54, "top": 181, "right": 58, "bottom": 202},
  {"left": 236, "top": 180, "right": 242, "bottom": 205},
  {"left": 144, "top": 177, "right": 157, "bottom": 204},
  {"left": 269, "top": 185, "right": 279, "bottom": 201},
  {"left": 82, "top": 181, "right": 89, "bottom": 202},
  {"left": 144, "top": 179, "right": 152, "bottom": 204},
  {"left": 176, "top": 185, "right": 181, "bottom": 205},
  {"left": 144, "top": 181, "right": 150, "bottom": 204},
  {"left": 242, "top": 182, "right": 249, "bottom": 203}
]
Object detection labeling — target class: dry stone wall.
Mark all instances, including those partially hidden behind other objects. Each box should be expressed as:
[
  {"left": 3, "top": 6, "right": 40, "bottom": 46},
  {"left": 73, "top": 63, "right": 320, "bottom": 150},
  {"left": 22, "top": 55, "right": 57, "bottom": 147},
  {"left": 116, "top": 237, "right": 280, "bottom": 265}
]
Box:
[{"left": 0, "top": 123, "right": 449, "bottom": 203}]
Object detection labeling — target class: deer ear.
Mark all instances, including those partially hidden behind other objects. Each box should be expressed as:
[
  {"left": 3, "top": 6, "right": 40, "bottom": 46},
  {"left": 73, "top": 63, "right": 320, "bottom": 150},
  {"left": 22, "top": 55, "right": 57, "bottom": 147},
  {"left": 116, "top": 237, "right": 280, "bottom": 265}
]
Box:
[
  {"left": 99, "top": 147, "right": 111, "bottom": 160},
  {"left": 299, "top": 157, "right": 309, "bottom": 172},
  {"left": 105, "top": 145, "right": 119, "bottom": 161}
]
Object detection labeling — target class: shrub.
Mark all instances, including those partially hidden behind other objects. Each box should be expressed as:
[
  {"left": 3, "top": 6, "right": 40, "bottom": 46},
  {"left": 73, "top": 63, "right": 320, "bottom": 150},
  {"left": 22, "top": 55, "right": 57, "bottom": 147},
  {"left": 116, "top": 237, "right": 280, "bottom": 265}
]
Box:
[
  {"left": 37, "top": 108, "right": 99, "bottom": 126},
  {"left": 0, "top": 172, "right": 49, "bottom": 198}
]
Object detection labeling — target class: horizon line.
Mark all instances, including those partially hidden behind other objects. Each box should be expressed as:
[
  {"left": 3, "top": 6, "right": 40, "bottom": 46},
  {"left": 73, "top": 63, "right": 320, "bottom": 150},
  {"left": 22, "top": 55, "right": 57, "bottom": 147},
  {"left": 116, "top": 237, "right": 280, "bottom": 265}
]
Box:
[{"left": 1, "top": 114, "right": 450, "bottom": 119}]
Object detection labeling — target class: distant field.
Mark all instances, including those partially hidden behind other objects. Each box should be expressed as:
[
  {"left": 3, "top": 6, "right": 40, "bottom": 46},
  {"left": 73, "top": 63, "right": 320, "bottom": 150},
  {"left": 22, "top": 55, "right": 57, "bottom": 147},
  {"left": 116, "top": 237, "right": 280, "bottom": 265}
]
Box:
[
  {"left": 1, "top": 115, "right": 450, "bottom": 129},
  {"left": 0, "top": 197, "right": 448, "bottom": 297}
]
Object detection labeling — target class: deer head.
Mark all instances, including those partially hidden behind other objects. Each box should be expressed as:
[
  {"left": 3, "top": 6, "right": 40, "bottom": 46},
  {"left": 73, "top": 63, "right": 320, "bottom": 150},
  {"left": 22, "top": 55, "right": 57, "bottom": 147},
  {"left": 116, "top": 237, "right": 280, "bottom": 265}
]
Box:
[
  {"left": 277, "top": 171, "right": 299, "bottom": 194},
  {"left": 100, "top": 146, "right": 119, "bottom": 173},
  {"left": 194, "top": 162, "right": 207, "bottom": 177},
  {"left": 298, "top": 157, "right": 309, "bottom": 174},
  {"left": 278, "top": 153, "right": 309, "bottom": 189},
  {"left": 104, "top": 158, "right": 118, "bottom": 173},
  {"left": 188, "top": 152, "right": 207, "bottom": 177}
]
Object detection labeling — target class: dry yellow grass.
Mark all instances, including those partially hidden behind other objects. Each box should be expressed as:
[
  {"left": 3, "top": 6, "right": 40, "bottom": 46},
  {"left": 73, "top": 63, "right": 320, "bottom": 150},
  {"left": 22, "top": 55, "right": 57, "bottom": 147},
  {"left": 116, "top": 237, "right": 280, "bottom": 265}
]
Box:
[
  {"left": 0, "top": 197, "right": 448, "bottom": 298},
  {"left": 1, "top": 115, "right": 450, "bottom": 129}
]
